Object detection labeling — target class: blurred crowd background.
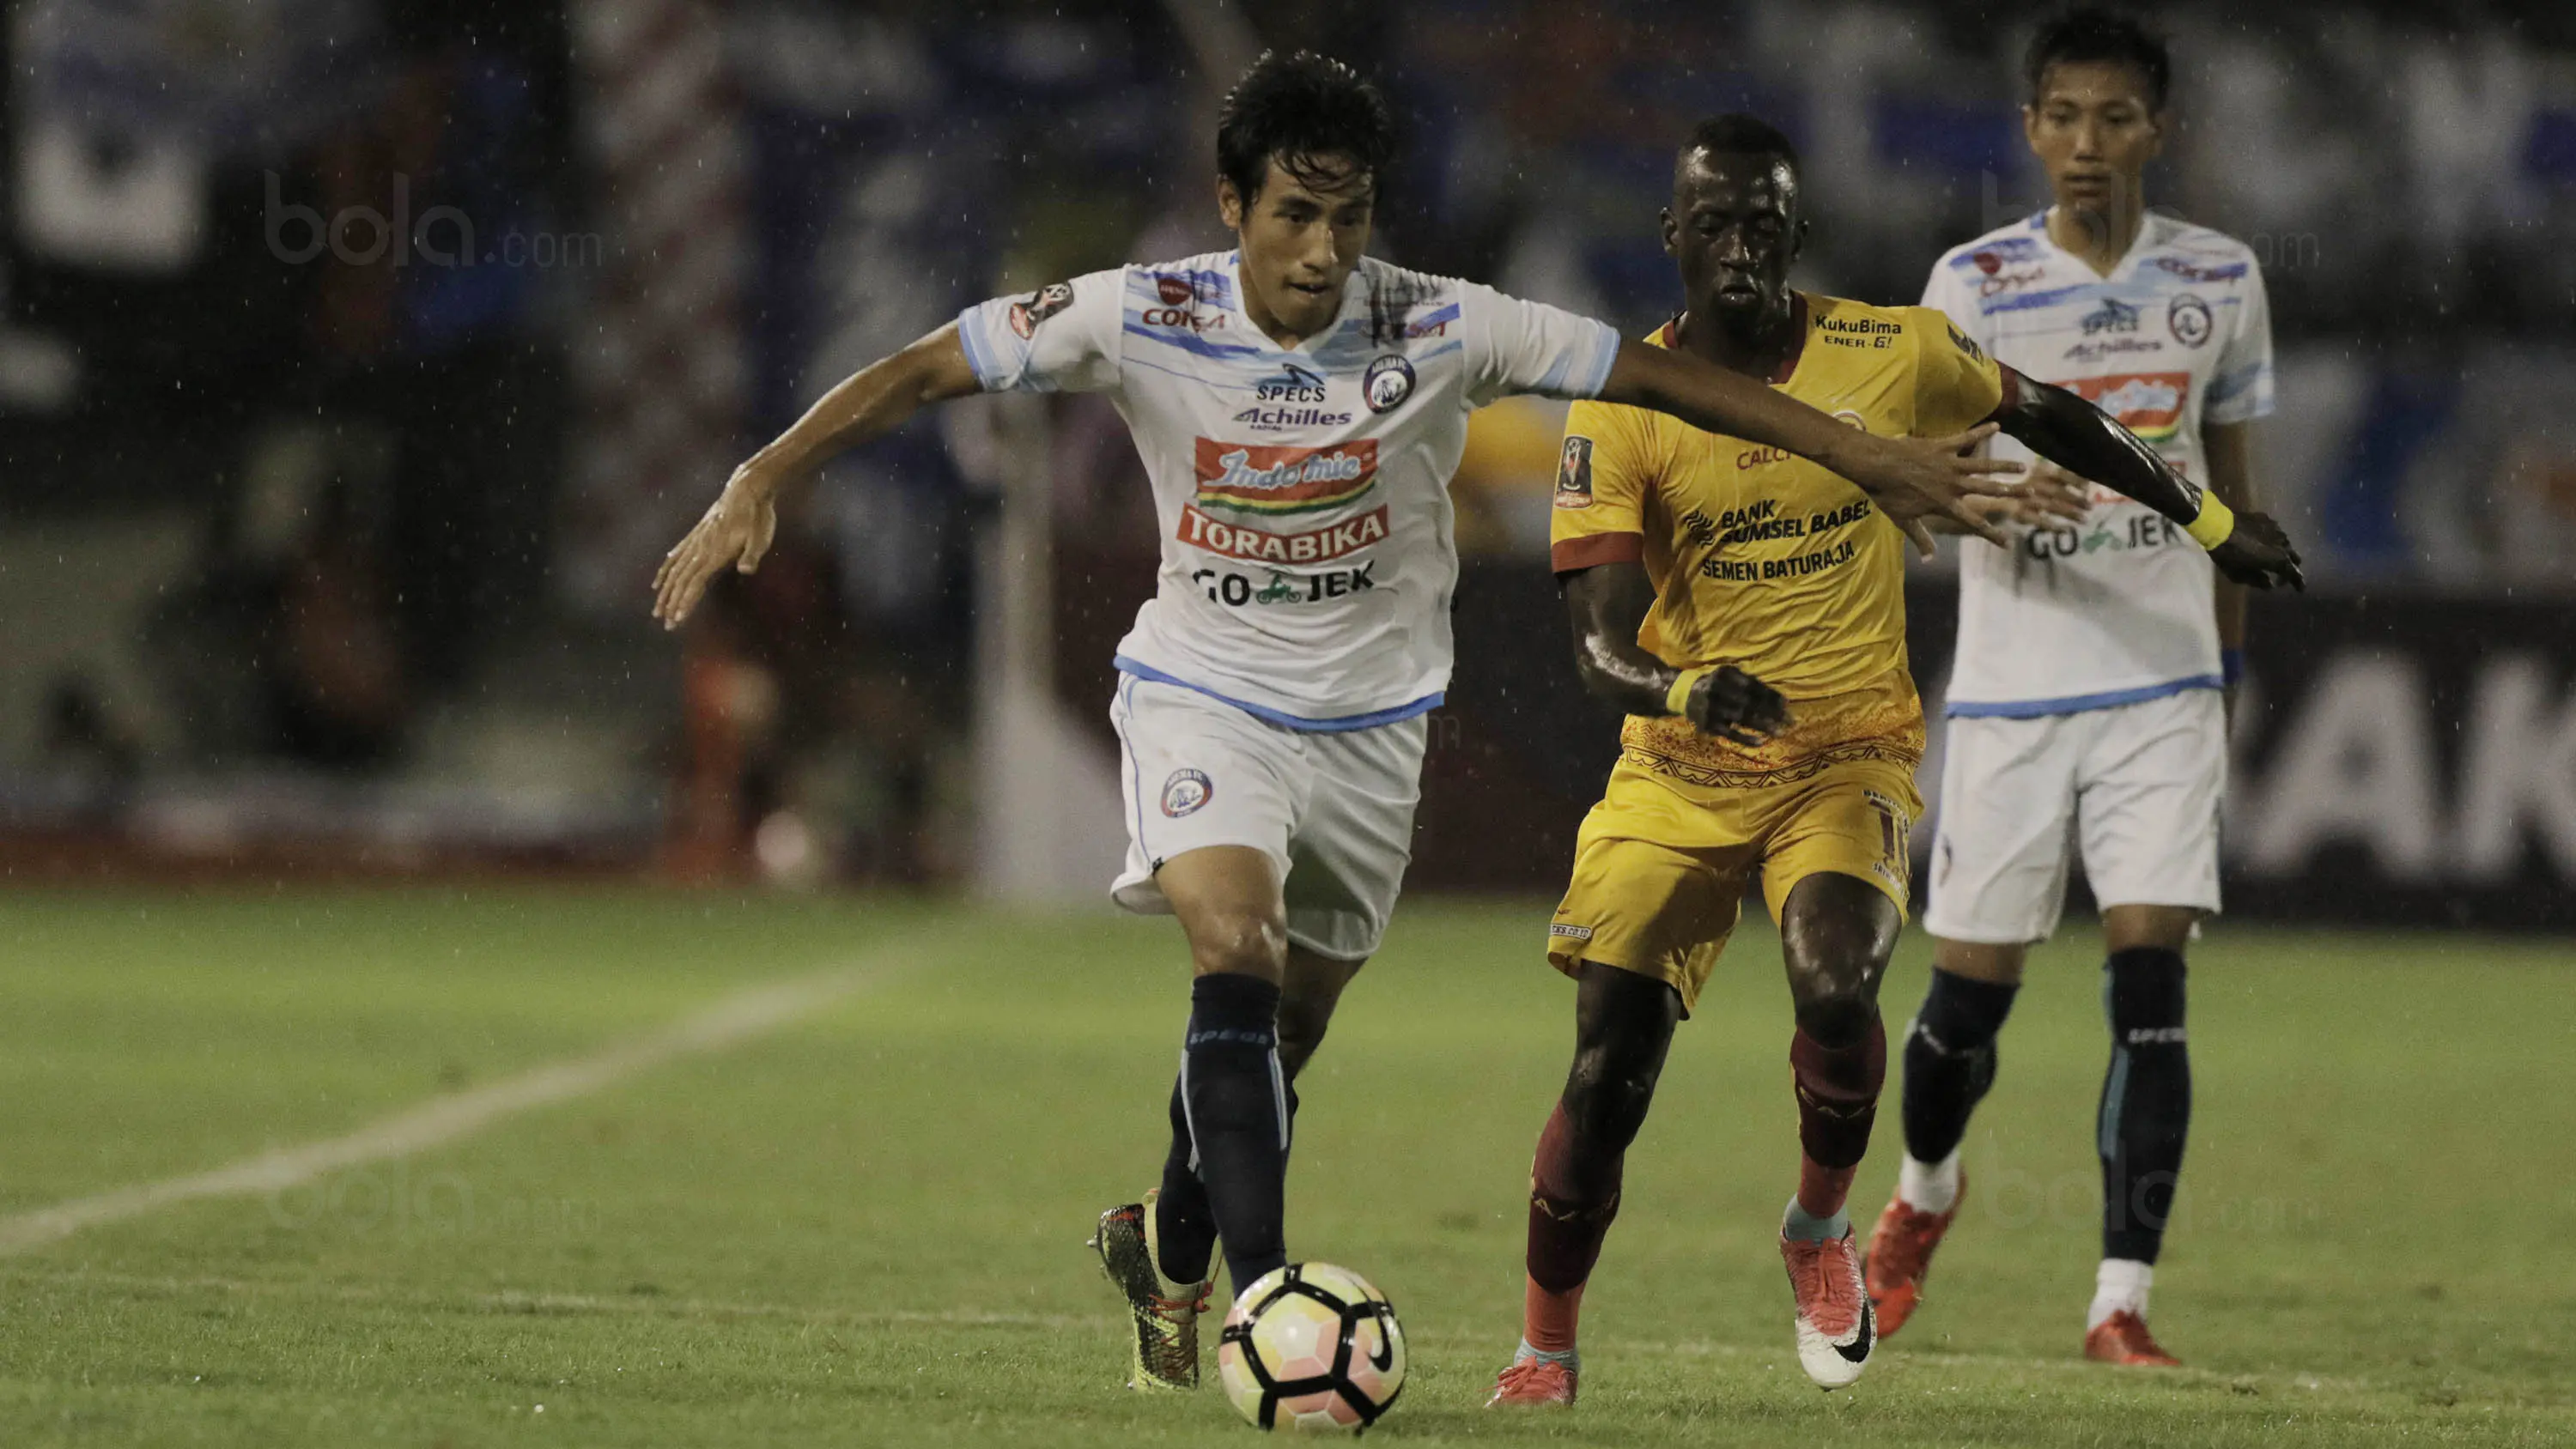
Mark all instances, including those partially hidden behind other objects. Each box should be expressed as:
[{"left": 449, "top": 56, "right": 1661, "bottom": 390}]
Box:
[{"left": 1, "top": 0, "right": 2569, "bottom": 922}]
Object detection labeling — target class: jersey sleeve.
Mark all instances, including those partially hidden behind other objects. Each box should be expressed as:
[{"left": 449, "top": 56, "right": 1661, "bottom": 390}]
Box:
[
  {"left": 1918, "top": 254, "right": 1982, "bottom": 337},
  {"left": 1905, "top": 305, "right": 2006, "bottom": 438},
  {"left": 953, "top": 267, "right": 1125, "bottom": 395},
  {"left": 1461, "top": 283, "right": 1623, "bottom": 409},
  {"left": 1547, "top": 398, "right": 1660, "bottom": 573},
  {"left": 2203, "top": 262, "right": 2275, "bottom": 426}
]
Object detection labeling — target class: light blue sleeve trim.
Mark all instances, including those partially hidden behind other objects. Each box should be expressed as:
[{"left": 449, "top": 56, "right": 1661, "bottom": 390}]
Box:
[
  {"left": 954, "top": 306, "right": 1003, "bottom": 391},
  {"left": 2205, "top": 362, "right": 2266, "bottom": 403},
  {"left": 1946, "top": 674, "right": 2224, "bottom": 719},
  {"left": 1571, "top": 318, "right": 1621, "bottom": 399},
  {"left": 1115, "top": 656, "right": 1443, "bottom": 733}
]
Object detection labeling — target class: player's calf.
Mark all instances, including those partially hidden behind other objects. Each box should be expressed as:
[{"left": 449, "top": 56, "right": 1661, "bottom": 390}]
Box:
[
  {"left": 1776, "top": 877, "right": 1898, "bottom": 1390},
  {"left": 1869, "top": 964, "right": 2018, "bottom": 1336},
  {"left": 1496, "top": 964, "right": 1676, "bottom": 1403},
  {"left": 2093, "top": 947, "right": 2190, "bottom": 1352},
  {"left": 1896, "top": 965, "right": 2018, "bottom": 1212},
  {"left": 1780, "top": 885, "right": 1894, "bottom": 1235},
  {"left": 1176, "top": 971, "right": 1294, "bottom": 1296}
]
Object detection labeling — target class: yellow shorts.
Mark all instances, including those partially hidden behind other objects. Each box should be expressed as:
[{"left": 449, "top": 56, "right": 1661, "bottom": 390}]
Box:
[{"left": 1544, "top": 750, "right": 1922, "bottom": 1016}]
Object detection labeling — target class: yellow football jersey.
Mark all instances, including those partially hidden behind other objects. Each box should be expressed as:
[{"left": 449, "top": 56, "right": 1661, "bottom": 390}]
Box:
[{"left": 1549, "top": 294, "right": 2002, "bottom": 783}]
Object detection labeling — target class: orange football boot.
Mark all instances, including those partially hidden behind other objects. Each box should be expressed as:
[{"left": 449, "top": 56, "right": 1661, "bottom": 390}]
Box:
[
  {"left": 2084, "top": 1309, "right": 2182, "bottom": 1367},
  {"left": 1863, "top": 1172, "right": 1965, "bottom": 1339},
  {"left": 1486, "top": 1357, "right": 1578, "bottom": 1407},
  {"left": 1782, "top": 1229, "right": 1875, "bottom": 1389}
]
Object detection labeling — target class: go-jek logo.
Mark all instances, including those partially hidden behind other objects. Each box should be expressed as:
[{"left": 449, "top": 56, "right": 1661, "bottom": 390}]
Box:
[
  {"left": 2067, "top": 372, "right": 2189, "bottom": 444},
  {"left": 1191, "top": 438, "right": 1378, "bottom": 516}
]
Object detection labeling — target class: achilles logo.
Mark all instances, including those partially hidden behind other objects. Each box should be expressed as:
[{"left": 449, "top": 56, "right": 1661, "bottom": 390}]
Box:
[
  {"left": 1230, "top": 404, "right": 1354, "bottom": 431},
  {"left": 1178, "top": 504, "right": 1389, "bottom": 564}
]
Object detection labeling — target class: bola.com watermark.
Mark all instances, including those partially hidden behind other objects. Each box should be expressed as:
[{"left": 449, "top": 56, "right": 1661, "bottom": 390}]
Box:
[
  {"left": 1974, "top": 173, "right": 2322, "bottom": 271},
  {"left": 264, "top": 171, "right": 604, "bottom": 270},
  {"left": 1952, "top": 1130, "right": 2324, "bottom": 1239},
  {"left": 266, "top": 1162, "right": 600, "bottom": 1239}
]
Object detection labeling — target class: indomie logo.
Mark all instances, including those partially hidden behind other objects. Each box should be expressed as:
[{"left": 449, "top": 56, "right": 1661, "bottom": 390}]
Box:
[
  {"left": 1191, "top": 438, "right": 1378, "bottom": 516},
  {"left": 2065, "top": 371, "right": 2190, "bottom": 443},
  {"left": 1178, "top": 504, "right": 1390, "bottom": 564}
]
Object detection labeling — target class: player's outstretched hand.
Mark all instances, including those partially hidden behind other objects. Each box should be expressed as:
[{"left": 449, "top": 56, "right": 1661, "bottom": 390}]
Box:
[
  {"left": 2208, "top": 509, "right": 2305, "bottom": 591},
  {"left": 1958, "top": 457, "right": 2092, "bottom": 532},
  {"left": 1687, "top": 665, "right": 1791, "bottom": 747},
  {"left": 652, "top": 464, "right": 782, "bottom": 628},
  {"left": 1850, "top": 422, "right": 2026, "bottom": 557}
]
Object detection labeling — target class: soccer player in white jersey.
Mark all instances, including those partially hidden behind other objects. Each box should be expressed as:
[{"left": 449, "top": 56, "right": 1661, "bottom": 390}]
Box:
[
  {"left": 652, "top": 52, "right": 2034, "bottom": 1394},
  {"left": 1865, "top": 9, "right": 2284, "bottom": 1367}
]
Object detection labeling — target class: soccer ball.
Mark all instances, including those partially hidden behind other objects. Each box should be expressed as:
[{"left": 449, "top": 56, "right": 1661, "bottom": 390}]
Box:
[{"left": 1215, "top": 1263, "right": 1406, "bottom": 1432}]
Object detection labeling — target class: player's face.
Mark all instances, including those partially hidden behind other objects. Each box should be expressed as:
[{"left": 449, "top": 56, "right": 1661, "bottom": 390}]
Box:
[
  {"left": 1220, "top": 156, "right": 1374, "bottom": 342},
  {"left": 2024, "top": 61, "right": 2166, "bottom": 214},
  {"left": 1662, "top": 150, "right": 1803, "bottom": 328}
]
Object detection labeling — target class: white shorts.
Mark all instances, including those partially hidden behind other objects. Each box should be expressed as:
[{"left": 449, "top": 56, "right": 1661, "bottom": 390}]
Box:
[
  {"left": 1923, "top": 688, "right": 2224, "bottom": 944},
  {"left": 1108, "top": 674, "right": 1427, "bottom": 962}
]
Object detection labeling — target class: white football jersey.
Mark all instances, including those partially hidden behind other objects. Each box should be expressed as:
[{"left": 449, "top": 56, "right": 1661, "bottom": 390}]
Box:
[
  {"left": 957, "top": 251, "right": 1619, "bottom": 727},
  {"left": 1923, "top": 213, "right": 2274, "bottom": 716}
]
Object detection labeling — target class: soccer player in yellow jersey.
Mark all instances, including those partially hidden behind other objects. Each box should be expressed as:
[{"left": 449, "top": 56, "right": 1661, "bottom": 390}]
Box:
[{"left": 1486, "top": 115, "right": 2303, "bottom": 1405}]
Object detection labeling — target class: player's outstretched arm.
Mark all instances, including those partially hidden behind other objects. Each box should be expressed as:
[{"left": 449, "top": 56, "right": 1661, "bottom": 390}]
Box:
[
  {"left": 1563, "top": 561, "right": 1789, "bottom": 745},
  {"left": 1920, "top": 458, "right": 2092, "bottom": 536},
  {"left": 1990, "top": 369, "right": 2304, "bottom": 590},
  {"left": 653, "top": 324, "right": 983, "bottom": 628},
  {"left": 1596, "top": 340, "right": 2023, "bottom": 555}
]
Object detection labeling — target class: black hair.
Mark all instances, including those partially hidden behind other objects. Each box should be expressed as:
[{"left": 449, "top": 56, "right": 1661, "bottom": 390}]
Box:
[
  {"left": 1215, "top": 51, "right": 1396, "bottom": 204},
  {"left": 1679, "top": 112, "right": 1801, "bottom": 179},
  {"left": 2025, "top": 6, "right": 2172, "bottom": 111}
]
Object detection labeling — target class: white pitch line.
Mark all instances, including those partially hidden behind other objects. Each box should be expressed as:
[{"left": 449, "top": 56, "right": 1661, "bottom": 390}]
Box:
[{"left": 0, "top": 951, "right": 904, "bottom": 1257}]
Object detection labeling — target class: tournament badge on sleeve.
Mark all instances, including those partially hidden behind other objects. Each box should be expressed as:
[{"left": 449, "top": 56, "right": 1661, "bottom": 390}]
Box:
[
  {"left": 1009, "top": 282, "right": 1075, "bottom": 340},
  {"left": 1555, "top": 436, "right": 1595, "bottom": 509}
]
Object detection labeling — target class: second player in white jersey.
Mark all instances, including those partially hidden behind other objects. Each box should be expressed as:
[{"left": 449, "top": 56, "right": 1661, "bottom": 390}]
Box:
[
  {"left": 957, "top": 252, "right": 1618, "bottom": 728},
  {"left": 1925, "top": 212, "right": 2274, "bottom": 716},
  {"left": 1866, "top": 13, "right": 2306, "bottom": 1377}
]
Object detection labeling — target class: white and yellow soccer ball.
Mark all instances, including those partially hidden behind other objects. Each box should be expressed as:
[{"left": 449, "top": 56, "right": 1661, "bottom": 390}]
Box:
[{"left": 1215, "top": 1262, "right": 1406, "bottom": 1432}]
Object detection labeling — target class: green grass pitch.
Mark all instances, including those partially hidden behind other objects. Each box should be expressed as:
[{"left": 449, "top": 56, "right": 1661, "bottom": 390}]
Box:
[{"left": 0, "top": 888, "right": 2568, "bottom": 1446}]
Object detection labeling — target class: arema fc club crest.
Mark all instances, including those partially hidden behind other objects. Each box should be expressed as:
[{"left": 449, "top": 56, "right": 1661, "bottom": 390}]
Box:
[
  {"left": 1161, "top": 768, "right": 1213, "bottom": 817},
  {"left": 2167, "top": 294, "right": 2213, "bottom": 348},
  {"left": 1363, "top": 355, "right": 1416, "bottom": 414}
]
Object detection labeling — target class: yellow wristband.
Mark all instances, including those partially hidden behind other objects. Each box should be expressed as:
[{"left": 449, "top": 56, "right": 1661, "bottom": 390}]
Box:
[
  {"left": 1665, "top": 667, "right": 1710, "bottom": 718},
  {"left": 2184, "top": 491, "right": 2236, "bottom": 550}
]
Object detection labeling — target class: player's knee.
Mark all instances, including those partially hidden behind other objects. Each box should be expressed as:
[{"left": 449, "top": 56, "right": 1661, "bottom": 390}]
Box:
[
  {"left": 1564, "top": 1041, "right": 1662, "bottom": 1146},
  {"left": 1188, "top": 910, "right": 1289, "bottom": 983},
  {"left": 1911, "top": 967, "right": 2019, "bottom": 1058},
  {"left": 1782, "top": 895, "right": 1896, "bottom": 1041},
  {"left": 1789, "top": 949, "right": 1883, "bottom": 1044}
]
